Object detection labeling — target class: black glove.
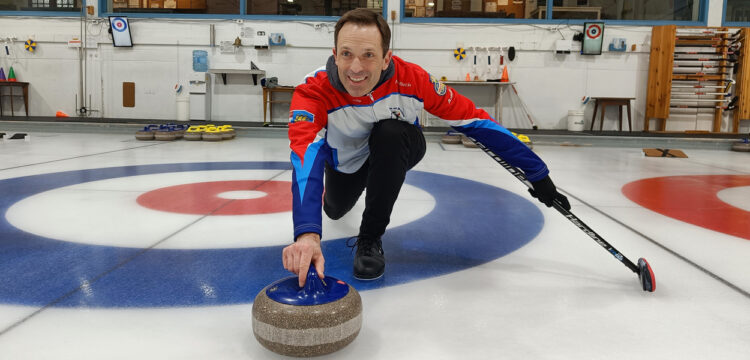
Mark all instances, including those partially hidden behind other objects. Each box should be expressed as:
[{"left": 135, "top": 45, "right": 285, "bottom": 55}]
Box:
[{"left": 528, "top": 175, "right": 571, "bottom": 211}]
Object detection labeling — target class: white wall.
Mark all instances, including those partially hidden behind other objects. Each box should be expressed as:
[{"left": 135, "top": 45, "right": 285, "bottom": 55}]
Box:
[{"left": 0, "top": 1, "right": 739, "bottom": 131}]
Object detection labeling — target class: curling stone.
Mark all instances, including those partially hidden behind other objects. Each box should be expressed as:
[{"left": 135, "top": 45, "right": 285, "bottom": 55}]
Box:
[
  {"left": 135, "top": 124, "right": 158, "bottom": 141},
  {"left": 171, "top": 124, "right": 187, "bottom": 139},
  {"left": 461, "top": 135, "right": 479, "bottom": 148},
  {"left": 184, "top": 125, "right": 205, "bottom": 141},
  {"left": 154, "top": 126, "right": 177, "bottom": 141},
  {"left": 512, "top": 132, "right": 533, "bottom": 150},
  {"left": 441, "top": 131, "right": 461, "bottom": 144},
  {"left": 202, "top": 126, "right": 224, "bottom": 141},
  {"left": 252, "top": 268, "right": 362, "bottom": 357},
  {"left": 731, "top": 138, "right": 750, "bottom": 152},
  {"left": 218, "top": 125, "right": 236, "bottom": 140}
]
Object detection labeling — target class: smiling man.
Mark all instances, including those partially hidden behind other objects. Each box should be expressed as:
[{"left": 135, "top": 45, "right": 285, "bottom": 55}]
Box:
[{"left": 283, "top": 9, "right": 570, "bottom": 287}]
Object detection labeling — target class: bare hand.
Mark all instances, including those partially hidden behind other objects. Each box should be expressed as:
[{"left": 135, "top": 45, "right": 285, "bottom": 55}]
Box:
[{"left": 282, "top": 233, "right": 325, "bottom": 287}]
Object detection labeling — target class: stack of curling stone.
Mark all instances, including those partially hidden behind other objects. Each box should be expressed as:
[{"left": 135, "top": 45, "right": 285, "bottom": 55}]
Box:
[
  {"left": 252, "top": 267, "right": 362, "bottom": 357},
  {"left": 731, "top": 137, "right": 750, "bottom": 152},
  {"left": 135, "top": 124, "right": 188, "bottom": 141},
  {"left": 184, "top": 125, "right": 236, "bottom": 141}
]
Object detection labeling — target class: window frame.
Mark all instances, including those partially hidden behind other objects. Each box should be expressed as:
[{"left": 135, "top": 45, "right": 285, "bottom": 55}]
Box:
[{"left": 400, "top": 0, "right": 709, "bottom": 26}]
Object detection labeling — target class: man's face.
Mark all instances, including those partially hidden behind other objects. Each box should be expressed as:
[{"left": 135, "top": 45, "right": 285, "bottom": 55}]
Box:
[{"left": 333, "top": 22, "right": 392, "bottom": 97}]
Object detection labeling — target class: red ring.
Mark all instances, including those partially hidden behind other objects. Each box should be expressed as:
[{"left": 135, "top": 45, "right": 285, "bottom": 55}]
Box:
[
  {"left": 586, "top": 24, "right": 602, "bottom": 39},
  {"left": 137, "top": 180, "right": 292, "bottom": 215},
  {"left": 623, "top": 175, "right": 750, "bottom": 241}
]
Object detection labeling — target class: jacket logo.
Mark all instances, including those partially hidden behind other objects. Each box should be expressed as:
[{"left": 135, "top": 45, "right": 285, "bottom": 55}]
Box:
[
  {"left": 430, "top": 75, "right": 446, "bottom": 96},
  {"left": 389, "top": 107, "right": 403, "bottom": 119},
  {"left": 289, "top": 110, "right": 314, "bottom": 123}
]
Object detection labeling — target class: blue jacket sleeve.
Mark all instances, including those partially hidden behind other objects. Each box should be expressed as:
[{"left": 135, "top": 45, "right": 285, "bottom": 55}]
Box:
[
  {"left": 290, "top": 139, "right": 331, "bottom": 240},
  {"left": 453, "top": 120, "right": 549, "bottom": 182}
]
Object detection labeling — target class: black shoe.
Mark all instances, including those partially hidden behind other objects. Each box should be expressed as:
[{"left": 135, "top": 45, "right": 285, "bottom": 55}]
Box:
[{"left": 347, "top": 237, "right": 385, "bottom": 280}]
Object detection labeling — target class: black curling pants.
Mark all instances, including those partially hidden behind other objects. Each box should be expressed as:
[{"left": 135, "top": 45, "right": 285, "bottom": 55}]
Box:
[{"left": 323, "top": 119, "right": 426, "bottom": 240}]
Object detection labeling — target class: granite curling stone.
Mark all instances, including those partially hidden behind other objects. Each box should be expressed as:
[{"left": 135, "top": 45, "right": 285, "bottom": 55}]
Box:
[
  {"left": 731, "top": 138, "right": 750, "bottom": 152},
  {"left": 461, "top": 135, "right": 479, "bottom": 148},
  {"left": 252, "top": 268, "right": 362, "bottom": 357},
  {"left": 184, "top": 125, "right": 205, "bottom": 141},
  {"left": 441, "top": 131, "right": 461, "bottom": 144},
  {"left": 135, "top": 124, "right": 157, "bottom": 140}
]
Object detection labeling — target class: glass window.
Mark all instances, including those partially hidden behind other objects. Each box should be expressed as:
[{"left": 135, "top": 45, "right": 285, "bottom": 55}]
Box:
[
  {"left": 406, "top": 0, "right": 540, "bottom": 19},
  {"left": 110, "top": 0, "right": 240, "bottom": 14},
  {"left": 726, "top": 0, "right": 750, "bottom": 22},
  {"left": 1, "top": 0, "right": 80, "bottom": 11},
  {"left": 553, "top": 0, "right": 700, "bottom": 21},
  {"left": 247, "top": 0, "right": 383, "bottom": 16},
  {"left": 405, "top": 0, "right": 703, "bottom": 21}
]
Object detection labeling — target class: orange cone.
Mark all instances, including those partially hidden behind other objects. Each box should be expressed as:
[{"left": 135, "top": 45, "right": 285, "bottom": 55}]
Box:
[
  {"left": 56, "top": 111, "right": 69, "bottom": 117},
  {"left": 500, "top": 66, "right": 509, "bottom": 82}
]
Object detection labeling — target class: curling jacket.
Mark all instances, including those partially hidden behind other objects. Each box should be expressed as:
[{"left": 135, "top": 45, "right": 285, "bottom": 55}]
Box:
[{"left": 289, "top": 55, "right": 549, "bottom": 239}]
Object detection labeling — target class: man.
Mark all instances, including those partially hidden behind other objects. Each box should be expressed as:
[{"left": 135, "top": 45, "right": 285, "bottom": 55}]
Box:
[{"left": 282, "top": 9, "right": 569, "bottom": 287}]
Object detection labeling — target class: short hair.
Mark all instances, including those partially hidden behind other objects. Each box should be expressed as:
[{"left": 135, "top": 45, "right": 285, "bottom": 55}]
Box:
[{"left": 334, "top": 9, "right": 391, "bottom": 57}]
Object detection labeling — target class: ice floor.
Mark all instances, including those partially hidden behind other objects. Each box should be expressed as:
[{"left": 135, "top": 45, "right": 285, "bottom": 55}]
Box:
[{"left": 0, "top": 126, "right": 748, "bottom": 359}]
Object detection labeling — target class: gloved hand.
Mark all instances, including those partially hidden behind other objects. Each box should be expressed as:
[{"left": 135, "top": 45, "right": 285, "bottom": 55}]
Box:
[{"left": 528, "top": 175, "right": 571, "bottom": 211}]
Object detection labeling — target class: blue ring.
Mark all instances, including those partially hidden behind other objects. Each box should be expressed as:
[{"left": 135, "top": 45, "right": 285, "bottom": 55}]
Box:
[
  {"left": 0, "top": 162, "right": 543, "bottom": 307},
  {"left": 112, "top": 17, "right": 128, "bottom": 32}
]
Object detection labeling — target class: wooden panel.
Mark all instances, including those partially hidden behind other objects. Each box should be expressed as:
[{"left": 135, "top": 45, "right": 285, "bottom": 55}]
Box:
[
  {"left": 123, "top": 82, "right": 135, "bottom": 108},
  {"left": 645, "top": 25, "right": 676, "bottom": 130},
  {"left": 733, "top": 28, "right": 750, "bottom": 133}
]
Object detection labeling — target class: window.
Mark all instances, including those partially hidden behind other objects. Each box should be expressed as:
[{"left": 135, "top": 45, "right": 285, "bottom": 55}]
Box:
[
  {"left": 111, "top": 0, "right": 240, "bottom": 14},
  {"left": 405, "top": 0, "right": 703, "bottom": 22},
  {"left": 0, "top": 0, "right": 80, "bottom": 11},
  {"left": 406, "top": 0, "right": 539, "bottom": 19},
  {"left": 575, "top": 0, "right": 700, "bottom": 21},
  {"left": 726, "top": 0, "right": 750, "bottom": 22},
  {"left": 106, "top": 0, "right": 381, "bottom": 15},
  {"left": 247, "top": 0, "right": 383, "bottom": 16}
]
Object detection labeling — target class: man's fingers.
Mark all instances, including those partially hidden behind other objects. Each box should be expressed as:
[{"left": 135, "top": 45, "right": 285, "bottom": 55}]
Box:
[
  {"left": 291, "top": 249, "right": 301, "bottom": 274},
  {"left": 314, "top": 256, "right": 325, "bottom": 279},
  {"left": 298, "top": 252, "right": 312, "bottom": 287},
  {"left": 282, "top": 247, "right": 291, "bottom": 272}
]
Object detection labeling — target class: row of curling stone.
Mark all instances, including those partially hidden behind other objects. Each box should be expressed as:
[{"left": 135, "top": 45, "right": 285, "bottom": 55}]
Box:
[
  {"left": 731, "top": 137, "right": 750, "bottom": 152},
  {"left": 252, "top": 267, "right": 362, "bottom": 357},
  {"left": 184, "top": 125, "right": 236, "bottom": 141},
  {"left": 134, "top": 124, "right": 236, "bottom": 141},
  {"left": 135, "top": 124, "right": 188, "bottom": 141},
  {"left": 441, "top": 130, "right": 533, "bottom": 149}
]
